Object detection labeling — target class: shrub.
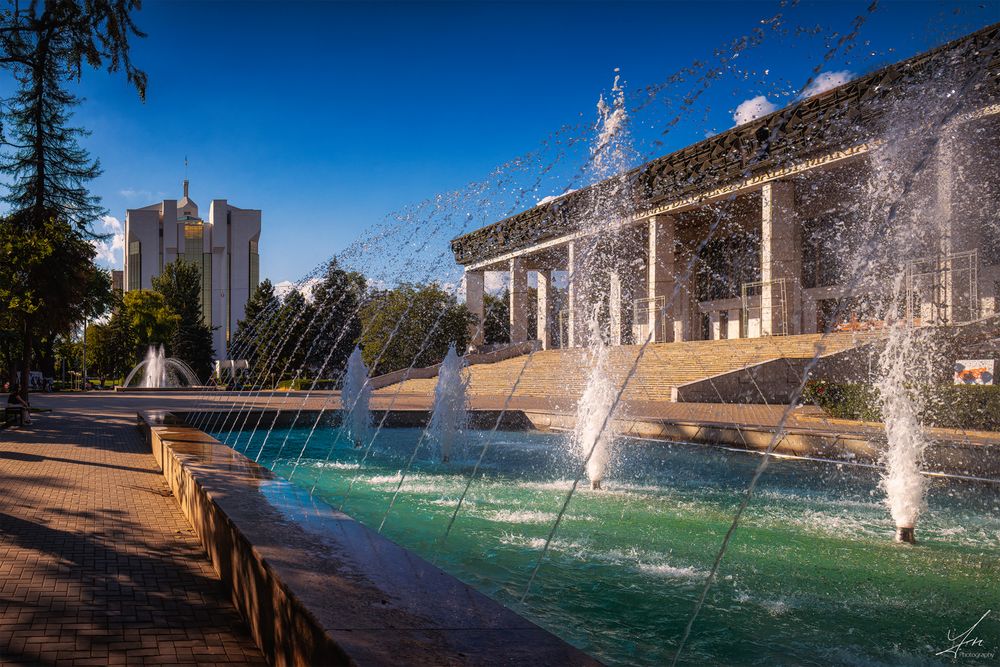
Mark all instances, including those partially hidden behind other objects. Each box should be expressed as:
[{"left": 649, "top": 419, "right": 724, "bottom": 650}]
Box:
[
  {"left": 803, "top": 380, "right": 1000, "bottom": 432},
  {"left": 802, "top": 380, "right": 881, "bottom": 421}
]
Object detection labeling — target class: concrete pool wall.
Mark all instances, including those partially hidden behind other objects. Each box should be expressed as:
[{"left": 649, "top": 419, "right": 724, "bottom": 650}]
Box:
[
  {"left": 164, "top": 406, "right": 1000, "bottom": 478},
  {"left": 138, "top": 410, "right": 598, "bottom": 667}
]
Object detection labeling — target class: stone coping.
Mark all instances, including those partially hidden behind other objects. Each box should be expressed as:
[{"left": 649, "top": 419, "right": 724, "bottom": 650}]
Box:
[{"left": 139, "top": 411, "right": 599, "bottom": 667}]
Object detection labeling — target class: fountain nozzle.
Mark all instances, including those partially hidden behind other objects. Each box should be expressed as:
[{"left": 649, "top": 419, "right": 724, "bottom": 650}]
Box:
[
  {"left": 591, "top": 479, "right": 602, "bottom": 490},
  {"left": 894, "top": 526, "right": 916, "bottom": 544}
]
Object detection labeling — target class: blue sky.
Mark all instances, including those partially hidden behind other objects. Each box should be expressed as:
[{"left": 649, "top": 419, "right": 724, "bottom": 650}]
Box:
[{"left": 52, "top": 0, "right": 998, "bottom": 284}]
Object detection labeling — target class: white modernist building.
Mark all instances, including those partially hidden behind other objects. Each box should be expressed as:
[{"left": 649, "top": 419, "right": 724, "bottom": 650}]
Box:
[{"left": 123, "top": 181, "right": 262, "bottom": 359}]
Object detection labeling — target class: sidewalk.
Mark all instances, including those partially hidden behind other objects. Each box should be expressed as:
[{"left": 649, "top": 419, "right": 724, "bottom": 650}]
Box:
[{"left": 0, "top": 395, "right": 265, "bottom": 666}]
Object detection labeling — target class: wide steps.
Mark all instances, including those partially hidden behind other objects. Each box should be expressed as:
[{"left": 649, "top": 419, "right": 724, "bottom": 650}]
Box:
[{"left": 376, "top": 332, "right": 878, "bottom": 402}]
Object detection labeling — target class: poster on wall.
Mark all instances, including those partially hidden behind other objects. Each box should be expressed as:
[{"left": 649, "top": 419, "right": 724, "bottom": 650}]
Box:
[{"left": 953, "top": 359, "right": 995, "bottom": 385}]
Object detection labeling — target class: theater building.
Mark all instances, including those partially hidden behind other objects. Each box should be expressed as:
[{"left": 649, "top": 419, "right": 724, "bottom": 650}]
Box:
[{"left": 452, "top": 26, "right": 1000, "bottom": 350}]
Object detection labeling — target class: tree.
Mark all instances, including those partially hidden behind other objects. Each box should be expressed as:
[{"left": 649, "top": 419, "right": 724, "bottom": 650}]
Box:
[
  {"left": 84, "top": 322, "right": 115, "bottom": 386},
  {"left": 306, "top": 260, "right": 367, "bottom": 377},
  {"left": 0, "top": 0, "right": 146, "bottom": 232},
  {"left": 271, "top": 289, "right": 315, "bottom": 384},
  {"left": 153, "top": 259, "right": 214, "bottom": 381},
  {"left": 359, "top": 283, "right": 474, "bottom": 375},
  {"left": 120, "top": 290, "right": 176, "bottom": 361},
  {"left": 483, "top": 291, "right": 509, "bottom": 345},
  {"left": 230, "top": 279, "right": 281, "bottom": 371},
  {"left": 0, "top": 0, "right": 145, "bottom": 398},
  {"left": 0, "top": 212, "right": 103, "bottom": 399}
]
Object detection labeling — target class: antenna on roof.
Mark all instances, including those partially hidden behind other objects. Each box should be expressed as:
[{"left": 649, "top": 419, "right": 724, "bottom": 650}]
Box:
[{"left": 183, "top": 155, "right": 189, "bottom": 198}]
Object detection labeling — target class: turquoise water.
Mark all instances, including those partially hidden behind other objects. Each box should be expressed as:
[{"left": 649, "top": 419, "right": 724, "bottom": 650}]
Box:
[{"left": 215, "top": 424, "right": 1000, "bottom": 666}]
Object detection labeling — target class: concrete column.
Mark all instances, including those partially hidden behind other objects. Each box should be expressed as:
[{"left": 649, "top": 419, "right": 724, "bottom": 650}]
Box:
[
  {"left": 647, "top": 215, "right": 676, "bottom": 342},
  {"left": 536, "top": 269, "right": 551, "bottom": 349},
  {"left": 567, "top": 241, "right": 579, "bottom": 347},
  {"left": 761, "top": 181, "right": 802, "bottom": 336},
  {"left": 709, "top": 311, "right": 721, "bottom": 340},
  {"left": 465, "top": 269, "right": 485, "bottom": 348},
  {"left": 674, "top": 290, "right": 692, "bottom": 341},
  {"left": 609, "top": 270, "right": 622, "bottom": 346},
  {"left": 935, "top": 137, "right": 956, "bottom": 325},
  {"left": 727, "top": 308, "right": 742, "bottom": 338},
  {"left": 631, "top": 246, "right": 649, "bottom": 343},
  {"left": 802, "top": 295, "right": 818, "bottom": 334},
  {"left": 509, "top": 257, "right": 528, "bottom": 344}
]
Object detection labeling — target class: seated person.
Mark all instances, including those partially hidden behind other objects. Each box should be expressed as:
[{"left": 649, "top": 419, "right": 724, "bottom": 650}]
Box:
[{"left": 7, "top": 386, "right": 30, "bottom": 425}]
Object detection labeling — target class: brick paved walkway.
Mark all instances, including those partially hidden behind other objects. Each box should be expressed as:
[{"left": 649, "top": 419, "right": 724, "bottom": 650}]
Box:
[{"left": 0, "top": 399, "right": 265, "bottom": 666}]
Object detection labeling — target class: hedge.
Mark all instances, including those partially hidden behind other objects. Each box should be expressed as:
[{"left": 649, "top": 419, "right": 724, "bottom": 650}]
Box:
[
  {"left": 275, "top": 378, "right": 339, "bottom": 391},
  {"left": 803, "top": 380, "right": 1000, "bottom": 432}
]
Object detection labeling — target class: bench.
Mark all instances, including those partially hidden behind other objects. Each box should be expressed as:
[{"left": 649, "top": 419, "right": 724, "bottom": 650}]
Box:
[{"left": 3, "top": 406, "right": 26, "bottom": 426}]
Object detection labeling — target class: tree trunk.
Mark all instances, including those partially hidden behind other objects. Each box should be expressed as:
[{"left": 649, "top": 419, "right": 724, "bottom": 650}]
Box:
[
  {"left": 38, "top": 335, "right": 56, "bottom": 378},
  {"left": 19, "top": 320, "right": 31, "bottom": 405}
]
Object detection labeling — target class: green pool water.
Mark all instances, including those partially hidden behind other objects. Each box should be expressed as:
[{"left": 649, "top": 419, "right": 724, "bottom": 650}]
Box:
[{"left": 214, "top": 424, "right": 1000, "bottom": 666}]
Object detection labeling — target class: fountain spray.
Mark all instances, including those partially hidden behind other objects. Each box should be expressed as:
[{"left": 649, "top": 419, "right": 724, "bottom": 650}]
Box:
[
  {"left": 341, "top": 346, "right": 372, "bottom": 448},
  {"left": 567, "top": 70, "right": 637, "bottom": 490},
  {"left": 429, "top": 344, "right": 469, "bottom": 463},
  {"left": 573, "top": 314, "right": 618, "bottom": 490}
]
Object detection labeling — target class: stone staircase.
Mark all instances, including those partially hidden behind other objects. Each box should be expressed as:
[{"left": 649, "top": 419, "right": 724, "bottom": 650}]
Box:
[{"left": 375, "top": 332, "right": 880, "bottom": 403}]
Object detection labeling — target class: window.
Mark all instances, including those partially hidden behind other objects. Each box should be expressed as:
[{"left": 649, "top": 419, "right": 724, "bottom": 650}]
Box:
[
  {"left": 127, "top": 240, "right": 141, "bottom": 291},
  {"left": 184, "top": 224, "right": 212, "bottom": 327},
  {"left": 249, "top": 239, "right": 260, "bottom": 291},
  {"left": 695, "top": 230, "right": 761, "bottom": 302}
]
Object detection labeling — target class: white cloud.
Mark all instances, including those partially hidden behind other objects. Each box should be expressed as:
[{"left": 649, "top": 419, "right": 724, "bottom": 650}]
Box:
[
  {"left": 91, "top": 215, "right": 125, "bottom": 267},
  {"left": 800, "top": 70, "right": 854, "bottom": 99},
  {"left": 485, "top": 272, "right": 509, "bottom": 294},
  {"left": 732, "top": 95, "right": 777, "bottom": 127},
  {"left": 274, "top": 278, "right": 320, "bottom": 302},
  {"left": 119, "top": 188, "right": 154, "bottom": 201},
  {"left": 536, "top": 188, "right": 577, "bottom": 207}
]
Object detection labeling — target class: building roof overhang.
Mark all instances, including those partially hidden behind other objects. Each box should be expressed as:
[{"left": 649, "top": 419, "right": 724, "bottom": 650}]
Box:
[{"left": 450, "top": 23, "right": 1000, "bottom": 268}]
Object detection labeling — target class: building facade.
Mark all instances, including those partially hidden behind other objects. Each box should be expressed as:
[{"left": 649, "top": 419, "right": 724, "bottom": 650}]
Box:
[
  {"left": 453, "top": 25, "right": 1000, "bottom": 350},
  {"left": 123, "top": 181, "right": 262, "bottom": 359}
]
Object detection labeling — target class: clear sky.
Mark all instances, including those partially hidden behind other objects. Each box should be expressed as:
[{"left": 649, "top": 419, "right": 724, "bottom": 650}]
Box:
[{"left": 55, "top": 0, "right": 998, "bottom": 284}]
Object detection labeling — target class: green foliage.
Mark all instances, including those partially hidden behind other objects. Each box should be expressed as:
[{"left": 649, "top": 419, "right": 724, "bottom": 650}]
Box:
[
  {"left": 483, "top": 291, "right": 509, "bottom": 345},
  {"left": 272, "top": 289, "right": 316, "bottom": 379},
  {"left": 802, "top": 380, "right": 882, "bottom": 422},
  {"left": 0, "top": 0, "right": 147, "bottom": 232},
  {"left": 0, "top": 214, "right": 102, "bottom": 393},
  {"left": 482, "top": 287, "right": 538, "bottom": 347},
  {"left": 359, "top": 282, "right": 474, "bottom": 375},
  {"left": 120, "top": 290, "right": 177, "bottom": 359},
  {"left": 803, "top": 380, "right": 1000, "bottom": 432},
  {"left": 306, "top": 260, "right": 367, "bottom": 376},
  {"left": 275, "top": 377, "right": 339, "bottom": 391},
  {"left": 230, "top": 279, "right": 281, "bottom": 370},
  {"left": 0, "top": 0, "right": 145, "bottom": 396},
  {"left": 84, "top": 322, "right": 116, "bottom": 384},
  {"left": 153, "top": 259, "right": 214, "bottom": 381}
]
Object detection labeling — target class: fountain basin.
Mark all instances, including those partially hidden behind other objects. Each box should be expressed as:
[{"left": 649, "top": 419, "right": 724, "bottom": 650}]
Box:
[
  {"left": 115, "top": 385, "right": 209, "bottom": 392},
  {"left": 139, "top": 411, "right": 595, "bottom": 666},
  {"left": 203, "top": 414, "right": 999, "bottom": 666}
]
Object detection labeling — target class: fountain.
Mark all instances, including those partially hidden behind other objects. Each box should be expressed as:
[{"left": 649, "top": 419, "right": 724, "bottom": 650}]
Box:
[
  {"left": 341, "top": 346, "right": 372, "bottom": 447},
  {"left": 183, "top": 15, "right": 1000, "bottom": 667},
  {"left": 573, "top": 315, "right": 618, "bottom": 490},
  {"left": 120, "top": 345, "right": 202, "bottom": 390},
  {"left": 567, "top": 71, "right": 637, "bottom": 490},
  {"left": 428, "top": 343, "right": 468, "bottom": 462}
]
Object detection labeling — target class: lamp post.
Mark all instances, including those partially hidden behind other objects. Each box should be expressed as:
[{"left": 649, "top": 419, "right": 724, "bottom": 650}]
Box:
[{"left": 81, "top": 318, "right": 87, "bottom": 392}]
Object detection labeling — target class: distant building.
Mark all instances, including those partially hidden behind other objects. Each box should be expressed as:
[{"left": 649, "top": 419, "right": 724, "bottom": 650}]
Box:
[
  {"left": 111, "top": 269, "right": 123, "bottom": 293},
  {"left": 122, "top": 180, "right": 262, "bottom": 358}
]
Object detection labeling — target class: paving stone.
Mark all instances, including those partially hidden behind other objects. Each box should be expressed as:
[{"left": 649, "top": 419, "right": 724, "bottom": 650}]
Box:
[{"left": 0, "top": 396, "right": 266, "bottom": 666}]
